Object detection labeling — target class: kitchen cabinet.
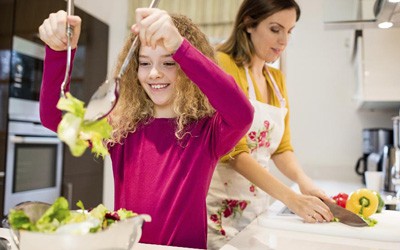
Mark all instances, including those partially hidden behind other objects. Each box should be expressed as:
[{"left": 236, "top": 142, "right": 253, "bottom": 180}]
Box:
[
  {"left": 353, "top": 28, "right": 400, "bottom": 111},
  {"left": 0, "top": 0, "right": 15, "bottom": 217}
]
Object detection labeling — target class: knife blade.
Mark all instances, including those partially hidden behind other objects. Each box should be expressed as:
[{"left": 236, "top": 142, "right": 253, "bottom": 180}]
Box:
[{"left": 323, "top": 200, "right": 368, "bottom": 227}]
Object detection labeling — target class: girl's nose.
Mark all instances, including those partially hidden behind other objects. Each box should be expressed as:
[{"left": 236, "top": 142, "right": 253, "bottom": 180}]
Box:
[{"left": 149, "top": 65, "right": 162, "bottom": 79}]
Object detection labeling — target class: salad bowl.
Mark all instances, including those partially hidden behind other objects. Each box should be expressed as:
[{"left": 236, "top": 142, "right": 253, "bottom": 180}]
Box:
[{"left": 3, "top": 200, "right": 151, "bottom": 250}]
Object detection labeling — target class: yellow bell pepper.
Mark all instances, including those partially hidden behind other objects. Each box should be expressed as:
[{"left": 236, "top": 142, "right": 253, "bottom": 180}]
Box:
[{"left": 345, "top": 188, "right": 378, "bottom": 218}]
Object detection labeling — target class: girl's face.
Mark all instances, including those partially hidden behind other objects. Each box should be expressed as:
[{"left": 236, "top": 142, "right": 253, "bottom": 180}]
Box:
[
  {"left": 138, "top": 45, "right": 178, "bottom": 118},
  {"left": 247, "top": 8, "right": 297, "bottom": 63}
]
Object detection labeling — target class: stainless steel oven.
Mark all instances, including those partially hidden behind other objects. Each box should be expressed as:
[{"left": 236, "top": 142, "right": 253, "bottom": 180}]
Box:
[
  {"left": 3, "top": 36, "right": 63, "bottom": 215},
  {"left": 4, "top": 121, "right": 63, "bottom": 215}
]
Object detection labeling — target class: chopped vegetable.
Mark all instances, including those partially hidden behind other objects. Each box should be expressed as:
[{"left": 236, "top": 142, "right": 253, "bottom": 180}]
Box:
[
  {"left": 57, "top": 93, "right": 112, "bottom": 158},
  {"left": 8, "top": 197, "right": 137, "bottom": 234},
  {"left": 364, "top": 216, "right": 378, "bottom": 227},
  {"left": 374, "top": 191, "right": 385, "bottom": 213},
  {"left": 345, "top": 188, "right": 378, "bottom": 218},
  {"left": 332, "top": 192, "right": 348, "bottom": 208}
]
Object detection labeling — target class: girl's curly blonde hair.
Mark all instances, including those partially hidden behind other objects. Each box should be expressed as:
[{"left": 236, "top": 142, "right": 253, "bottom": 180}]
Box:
[{"left": 108, "top": 14, "right": 215, "bottom": 145}]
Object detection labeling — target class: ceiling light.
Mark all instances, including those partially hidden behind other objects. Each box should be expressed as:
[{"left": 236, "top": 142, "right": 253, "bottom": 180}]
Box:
[
  {"left": 378, "top": 21, "right": 394, "bottom": 28},
  {"left": 388, "top": 0, "right": 400, "bottom": 3}
]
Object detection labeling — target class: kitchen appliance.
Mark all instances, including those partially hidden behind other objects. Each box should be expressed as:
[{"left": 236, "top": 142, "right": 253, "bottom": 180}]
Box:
[
  {"left": 4, "top": 121, "right": 63, "bottom": 215},
  {"left": 391, "top": 114, "right": 400, "bottom": 196},
  {"left": 355, "top": 128, "right": 393, "bottom": 182},
  {"left": 382, "top": 144, "right": 396, "bottom": 192},
  {"left": 4, "top": 35, "right": 63, "bottom": 215},
  {"left": 9, "top": 36, "right": 44, "bottom": 122}
]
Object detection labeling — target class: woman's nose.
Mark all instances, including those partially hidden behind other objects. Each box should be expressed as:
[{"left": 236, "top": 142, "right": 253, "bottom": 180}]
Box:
[{"left": 278, "top": 33, "right": 288, "bottom": 46}]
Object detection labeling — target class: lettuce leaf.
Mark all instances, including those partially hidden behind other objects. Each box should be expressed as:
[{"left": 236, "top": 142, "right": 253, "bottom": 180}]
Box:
[
  {"left": 8, "top": 209, "right": 35, "bottom": 231},
  {"left": 8, "top": 198, "right": 137, "bottom": 235},
  {"left": 56, "top": 93, "right": 112, "bottom": 158},
  {"left": 35, "top": 197, "right": 70, "bottom": 232}
]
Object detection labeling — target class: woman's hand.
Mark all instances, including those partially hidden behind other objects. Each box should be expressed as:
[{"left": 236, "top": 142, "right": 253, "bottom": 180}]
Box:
[
  {"left": 285, "top": 193, "right": 334, "bottom": 223},
  {"left": 297, "top": 177, "right": 334, "bottom": 203},
  {"left": 38, "top": 10, "right": 82, "bottom": 51},
  {"left": 131, "top": 8, "right": 183, "bottom": 53}
]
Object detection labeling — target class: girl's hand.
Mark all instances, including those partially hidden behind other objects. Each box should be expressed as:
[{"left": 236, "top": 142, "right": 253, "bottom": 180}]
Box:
[
  {"left": 131, "top": 8, "right": 183, "bottom": 53},
  {"left": 38, "top": 10, "right": 82, "bottom": 51}
]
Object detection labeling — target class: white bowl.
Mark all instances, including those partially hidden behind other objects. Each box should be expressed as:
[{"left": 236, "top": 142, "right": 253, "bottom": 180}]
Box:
[{"left": 11, "top": 214, "right": 151, "bottom": 250}]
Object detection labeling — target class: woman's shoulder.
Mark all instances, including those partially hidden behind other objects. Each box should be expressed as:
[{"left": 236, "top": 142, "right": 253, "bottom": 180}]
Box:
[
  {"left": 266, "top": 65, "right": 283, "bottom": 76},
  {"left": 216, "top": 51, "right": 231, "bottom": 61},
  {"left": 216, "top": 51, "right": 239, "bottom": 70},
  {"left": 266, "top": 65, "right": 285, "bottom": 85}
]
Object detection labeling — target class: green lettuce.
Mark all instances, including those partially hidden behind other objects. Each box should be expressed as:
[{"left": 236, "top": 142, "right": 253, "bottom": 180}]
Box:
[
  {"left": 56, "top": 93, "right": 112, "bottom": 158},
  {"left": 8, "top": 197, "right": 137, "bottom": 234},
  {"left": 8, "top": 210, "right": 34, "bottom": 231}
]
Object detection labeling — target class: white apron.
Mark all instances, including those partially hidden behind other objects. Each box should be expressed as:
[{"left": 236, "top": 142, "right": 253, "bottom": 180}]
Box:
[{"left": 207, "top": 65, "right": 288, "bottom": 249}]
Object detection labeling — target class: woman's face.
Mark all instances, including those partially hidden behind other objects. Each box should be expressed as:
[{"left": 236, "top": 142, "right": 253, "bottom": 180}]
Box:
[
  {"left": 247, "top": 8, "right": 297, "bottom": 63},
  {"left": 138, "top": 45, "right": 178, "bottom": 117}
]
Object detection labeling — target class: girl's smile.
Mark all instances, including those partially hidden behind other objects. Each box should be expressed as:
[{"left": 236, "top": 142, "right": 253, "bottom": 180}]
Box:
[{"left": 138, "top": 45, "right": 178, "bottom": 117}]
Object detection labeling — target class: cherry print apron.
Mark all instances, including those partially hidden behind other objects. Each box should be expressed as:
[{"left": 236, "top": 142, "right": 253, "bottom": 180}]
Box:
[{"left": 207, "top": 65, "right": 288, "bottom": 249}]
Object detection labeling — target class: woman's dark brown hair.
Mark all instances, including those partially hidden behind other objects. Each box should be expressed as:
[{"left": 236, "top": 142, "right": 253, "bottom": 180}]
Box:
[{"left": 218, "top": 0, "right": 301, "bottom": 66}]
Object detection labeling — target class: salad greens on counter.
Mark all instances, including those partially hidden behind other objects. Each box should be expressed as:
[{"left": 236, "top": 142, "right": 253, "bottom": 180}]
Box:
[
  {"left": 57, "top": 93, "right": 113, "bottom": 158},
  {"left": 8, "top": 197, "right": 137, "bottom": 234}
]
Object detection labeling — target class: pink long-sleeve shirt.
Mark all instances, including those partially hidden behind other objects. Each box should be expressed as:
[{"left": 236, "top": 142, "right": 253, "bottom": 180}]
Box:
[{"left": 40, "top": 39, "right": 253, "bottom": 249}]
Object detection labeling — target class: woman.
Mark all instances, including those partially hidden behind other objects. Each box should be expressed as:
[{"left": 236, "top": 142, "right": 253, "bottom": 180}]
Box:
[
  {"left": 207, "top": 0, "right": 334, "bottom": 248},
  {"left": 38, "top": 8, "right": 253, "bottom": 249}
]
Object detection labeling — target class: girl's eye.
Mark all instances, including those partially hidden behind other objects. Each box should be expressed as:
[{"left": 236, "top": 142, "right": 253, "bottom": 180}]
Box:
[
  {"left": 139, "top": 61, "right": 150, "bottom": 67},
  {"left": 164, "top": 61, "right": 176, "bottom": 67}
]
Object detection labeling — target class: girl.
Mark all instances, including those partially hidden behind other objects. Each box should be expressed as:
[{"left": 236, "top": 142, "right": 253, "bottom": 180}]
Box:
[
  {"left": 207, "top": 0, "right": 334, "bottom": 248},
  {"left": 38, "top": 8, "right": 253, "bottom": 249}
]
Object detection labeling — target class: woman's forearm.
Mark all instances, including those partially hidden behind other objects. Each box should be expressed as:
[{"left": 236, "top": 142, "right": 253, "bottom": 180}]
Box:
[
  {"left": 230, "top": 152, "right": 297, "bottom": 205},
  {"left": 272, "top": 151, "right": 311, "bottom": 185},
  {"left": 272, "top": 151, "right": 332, "bottom": 201}
]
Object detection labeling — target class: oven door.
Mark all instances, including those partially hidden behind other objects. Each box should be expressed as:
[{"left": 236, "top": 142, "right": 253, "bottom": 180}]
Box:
[{"left": 4, "top": 135, "right": 63, "bottom": 215}]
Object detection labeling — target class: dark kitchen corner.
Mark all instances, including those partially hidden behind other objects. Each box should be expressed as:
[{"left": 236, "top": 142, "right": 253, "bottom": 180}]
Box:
[{"left": 0, "top": 0, "right": 109, "bottom": 218}]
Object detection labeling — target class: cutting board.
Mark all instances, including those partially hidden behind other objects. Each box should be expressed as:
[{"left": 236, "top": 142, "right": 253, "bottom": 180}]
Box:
[{"left": 258, "top": 210, "right": 400, "bottom": 242}]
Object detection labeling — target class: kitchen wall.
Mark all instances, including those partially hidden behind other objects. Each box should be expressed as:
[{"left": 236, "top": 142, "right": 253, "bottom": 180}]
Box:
[
  {"left": 278, "top": 0, "right": 399, "bottom": 186},
  {"left": 72, "top": 0, "right": 399, "bottom": 208}
]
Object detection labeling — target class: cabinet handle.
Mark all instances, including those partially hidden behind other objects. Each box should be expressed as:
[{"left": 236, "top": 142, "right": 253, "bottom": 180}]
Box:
[
  {"left": 0, "top": 172, "right": 4, "bottom": 178},
  {"left": 66, "top": 182, "right": 73, "bottom": 207}
]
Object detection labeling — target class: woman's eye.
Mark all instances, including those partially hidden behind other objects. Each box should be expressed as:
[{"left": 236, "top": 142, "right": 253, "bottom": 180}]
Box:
[{"left": 271, "top": 27, "right": 280, "bottom": 33}]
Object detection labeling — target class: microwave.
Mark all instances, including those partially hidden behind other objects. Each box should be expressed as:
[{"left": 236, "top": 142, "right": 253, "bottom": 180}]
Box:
[
  {"left": 10, "top": 36, "right": 44, "bottom": 101},
  {"left": 9, "top": 36, "right": 45, "bottom": 123}
]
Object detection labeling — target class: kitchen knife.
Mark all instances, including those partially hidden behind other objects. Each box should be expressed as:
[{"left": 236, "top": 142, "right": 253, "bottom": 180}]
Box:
[{"left": 323, "top": 200, "right": 368, "bottom": 227}]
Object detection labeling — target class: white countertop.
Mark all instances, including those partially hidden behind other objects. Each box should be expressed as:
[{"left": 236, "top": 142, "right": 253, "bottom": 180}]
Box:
[
  {"left": 1, "top": 180, "right": 398, "bottom": 250},
  {"left": 0, "top": 228, "right": 198, "bottom": 250},
  {"left": 220, "top": 180, "right": 400, "bottom": 250}
]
